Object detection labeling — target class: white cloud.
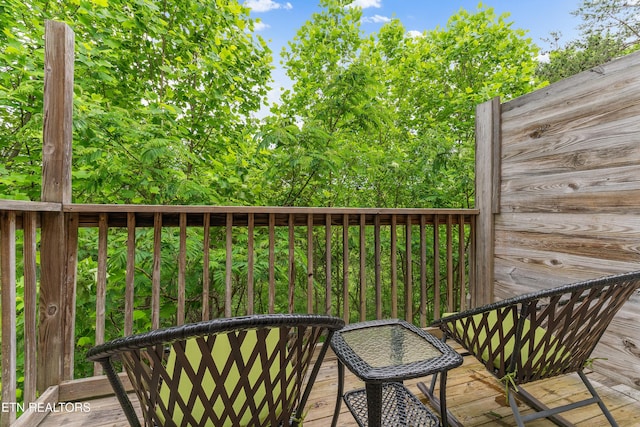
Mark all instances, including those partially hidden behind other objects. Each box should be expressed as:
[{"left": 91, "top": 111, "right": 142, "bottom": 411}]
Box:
[
  {"left": 254, "top": 21, "right": 270, "bottom": 31},
  {"left": 350, "top": 0, "right": 382, "bottom": 9},
  {"left": 406, "top": 30, "right": 424, "bottom": 39},
  {"left": 362, "top": 14, "right": 391, "bottom": 24},
  {"left": 245, "top": 0, "right": 292, "bottom": 12}
]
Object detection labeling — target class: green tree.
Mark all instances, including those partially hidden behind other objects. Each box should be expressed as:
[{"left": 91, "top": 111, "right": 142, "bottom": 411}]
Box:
[
  {"left": 261, "top": 2, "right": 542, "bottom": 209},
  {"left": 258, "top": 0, "right": 380, "bottom": 207},
  {"left": 574, "top": 0, "right": 640, "bottom": 45},
  {"left": 0, "top": 0, "right": 272, "bottom": 204},
  {"left": 537, "top": 33, "right": 626, "bottom": 83},
  {"left": 1, "top": 0, "right": 274, "bottom": 384},
  {"left": 537, "top": 0, "right": 640, "bottom": 84},
  {"left": 370, "top": 8, "right": 542, "bottom": 208}
]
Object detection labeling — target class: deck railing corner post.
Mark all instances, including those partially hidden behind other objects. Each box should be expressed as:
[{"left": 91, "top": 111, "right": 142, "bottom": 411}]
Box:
[{"left": 38, "top": 20, "right": 76, "bottom": 391}]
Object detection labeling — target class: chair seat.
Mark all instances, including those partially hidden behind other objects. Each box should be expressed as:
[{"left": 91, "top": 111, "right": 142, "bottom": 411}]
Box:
[
  {"left": 87, "top": 314, "right": 345, "bottom": 427},
  {"left": 426, "top": 271, "right": 640, "bottom": 427},
  {"left": 443, "top": 310, "right": 570, "bottom": 374},
  {"left": 156, "top": 328, "right": 295, "bottom": 426}
]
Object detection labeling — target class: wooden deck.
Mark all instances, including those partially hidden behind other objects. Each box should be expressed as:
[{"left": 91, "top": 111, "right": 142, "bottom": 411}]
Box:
[{"left": 36, "top": 340, "right": 640, "bottom": 427}]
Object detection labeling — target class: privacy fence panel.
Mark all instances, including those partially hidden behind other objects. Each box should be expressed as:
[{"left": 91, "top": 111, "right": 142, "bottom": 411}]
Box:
[{"left": 476, "top": 50, "right": 640, "bottom": 389}]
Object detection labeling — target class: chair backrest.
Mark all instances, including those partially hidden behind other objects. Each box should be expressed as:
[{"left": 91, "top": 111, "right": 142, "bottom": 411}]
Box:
[
  {"left": 87, "top": 314, "right": 344, "bottom": 427},
  {"left": 438, "top": 271, "right": 640, "bottom": 385}
]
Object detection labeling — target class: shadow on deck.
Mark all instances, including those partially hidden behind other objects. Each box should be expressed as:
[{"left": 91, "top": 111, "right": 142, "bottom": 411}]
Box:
[{"left": 37, "top": 342, "right": 640, "bottom": 427}]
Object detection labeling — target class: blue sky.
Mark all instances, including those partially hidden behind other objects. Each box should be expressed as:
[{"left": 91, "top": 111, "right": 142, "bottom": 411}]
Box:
[{"left": 244, "top": 0, "right": 583, "bottom": 110}]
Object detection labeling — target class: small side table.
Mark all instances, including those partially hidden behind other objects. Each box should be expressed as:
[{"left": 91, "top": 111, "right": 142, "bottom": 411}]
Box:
[{"left": 330, "top": 319, "right": 462, "bottom": 427}]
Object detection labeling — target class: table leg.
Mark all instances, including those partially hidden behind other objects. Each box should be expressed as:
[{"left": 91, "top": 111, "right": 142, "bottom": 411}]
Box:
[
  {"left": 365, "top": 382, "right": 383, "bottom": 426},
  {"left": 331, "top": 361, "right": 345, "bottom": 427},
  {"left": 439, "top": 371, "right": 449, "bottom": 427}
]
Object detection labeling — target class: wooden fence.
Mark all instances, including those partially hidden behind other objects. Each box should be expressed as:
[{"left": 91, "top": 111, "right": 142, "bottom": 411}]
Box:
[{"left": 475, "top": 50, "right": 640, "bottom": 389}]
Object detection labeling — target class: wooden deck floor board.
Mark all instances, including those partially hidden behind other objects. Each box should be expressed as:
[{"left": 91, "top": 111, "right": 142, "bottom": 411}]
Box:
[{"left": 38, "top": 343, "right": 640, "bottom": 427}]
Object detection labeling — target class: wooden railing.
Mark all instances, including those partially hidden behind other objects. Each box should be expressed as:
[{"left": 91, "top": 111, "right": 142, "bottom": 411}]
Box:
[
  {"left": 0, "top": 200, "right": 478, "bottom": 425},
  {"left": 0, "top": 201, "right": 63, "bottom": 426}
]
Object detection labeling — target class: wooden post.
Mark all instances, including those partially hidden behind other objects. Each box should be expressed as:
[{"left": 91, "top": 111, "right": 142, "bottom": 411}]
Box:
[
  {"left": 39, "top": 20, "right": 74, "bottom": 391},
  {"left": 473, "top": 97, "right": 501, "bottom": 307},
  {"left": 1, "top": 212, "right": 17, "bottom": 426}
]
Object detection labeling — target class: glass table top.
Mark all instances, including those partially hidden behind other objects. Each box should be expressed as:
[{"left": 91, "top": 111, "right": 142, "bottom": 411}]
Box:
[{"left": 341, "top": 323, "right": 443, "bottom": 368}]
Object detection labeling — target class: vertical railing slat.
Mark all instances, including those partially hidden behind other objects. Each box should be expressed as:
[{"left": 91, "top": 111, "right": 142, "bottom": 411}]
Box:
[
  {"left": 307, "top": 214, "right": 314, "bottom": 314},
  {"left": 151, "top": 213, "right": 162, "bottom": 330},
  {"left": 225, "top": 213, "right": 233, "bottom": 318},
  {"left": 1, "top": 212, "right": 17, "bottom": 426},
  {"left": 419, "top": 215, "right": 427, "bottom": 327},
  {"left": 459, "top": 215, "right": 467, "bottom": 312},
  {"left": 446, "top": 215, "right": 454, "bottom": 313},
  {"left": 94, "top": 213, "right": 108, "bottom": 376},
  {"left": 342, "top": 214, "right": 349, "bottom": 323},
  {"left": 325, "top": 214, "right": 332, "bottom": 315},
  {"left": 359, "top": 214, "right": 366, "bottom": 322},
  {"left": 405, "top": 216, "right": 413, "bottom": 323},
  {"left": 124, "top": 212, "right": 135, "bottom": 336},
  {"left": 177, "top": 213, "right": 187, "bottom": 325},
  {"left": 268, "top": 214, "right": 275, "bottom": 314},
  {"left": 390, "top": 215, "right": 397, "bottom": 318},
  {"left": 23, "top": 212, "right": 38, "bottom": 404},
  {"left": 202, "top": 214, "right": 211, "bottom": 321},
  {"left": 288, "top": 214, "right": 295, "bottom": 313},
  {"left": 433, "top": 214, "right": 441, "bottom": 320},
  {"left": 247, "top": 213, "right": 255, "bottom": 315},
  {"left": 63, "top": 213, "right": 79, "bottom": 380},
  {"left": 374, "top": 215, "right": 382, "bottom": 319}
]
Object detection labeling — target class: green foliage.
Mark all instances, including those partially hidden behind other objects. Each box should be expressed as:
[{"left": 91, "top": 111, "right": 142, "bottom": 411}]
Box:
[
  {"left": 573, "top": 0, "right": 640, "bottom": 44},
  {"left": 1, "top": 0, "right": 272, "bottom": 204},
  {"left": 537, "top": 33, "right": 627, "bottom": 83},
  {"left": 262, "top": 1, "right": 542, "bottom": 208},
  {"left": 536, "top": 0, "right": 640, "bottom": 84}
]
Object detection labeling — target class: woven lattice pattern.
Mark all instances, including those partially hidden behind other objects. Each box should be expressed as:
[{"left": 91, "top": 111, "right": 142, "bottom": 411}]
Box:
[
  {"left": 332, "top": 319, "right": 462, "bottom": 382},
  {"left": 87, "top": 314, "right": 344, "bottom": 427},
  {"left": 436, "top": 271, "right": 640, "bottom": 384},
  {"left": 344, "top": 383, "right": 439, "bottom": 427}
]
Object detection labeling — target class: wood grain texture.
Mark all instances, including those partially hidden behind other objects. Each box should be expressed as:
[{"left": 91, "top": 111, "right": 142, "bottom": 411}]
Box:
[
  {"left": 23, "top": 212, "right": 38, "bottom": 404},
  {"left": 124, "top": 213, "right": 135, "bottom": 336},
  {"left": 493, "top": 51, "right": 640, "bottom": 390},
  {"left": 177, "top": 213, "right": 187, "bottom": 325},
  {"left": 63, "top": 213, "right": 78, "bottom": 380},
  {"left": 1, "top": 212, "right": 17, "bottom": 427},
  {"left": 38, "top": 20, "right": 75, "bottom": 394},
  {"left": 42, "top": 21, "right": 73, "bottom": 205},
  {"left": 93, "top": 214, "right": 107, "bottom": 377},
  {"left": 13, "top": 386, "right": 58, "bottom": 427},
  {"left": 473, "top": 97, "right": 500, "bottom": 306},
  {"left": 38, "top": 211, "right": 66, "bottom": 391},
  {"left": 151, "top": 213, "right": 162, "bottom": 329}
]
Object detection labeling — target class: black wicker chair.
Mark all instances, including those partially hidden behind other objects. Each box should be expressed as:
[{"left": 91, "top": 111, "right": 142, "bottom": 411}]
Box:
[
  {"left": 417, "top": 271, "right": 640, "bottom": 427},
  {"left": 87, "top": 314, "right": 344, "bottom": 427}
]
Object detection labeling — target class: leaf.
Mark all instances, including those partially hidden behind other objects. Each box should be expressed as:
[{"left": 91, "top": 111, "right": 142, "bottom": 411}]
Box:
[{"left": 77, "top": 336, "right": 93, "bottom": 347}]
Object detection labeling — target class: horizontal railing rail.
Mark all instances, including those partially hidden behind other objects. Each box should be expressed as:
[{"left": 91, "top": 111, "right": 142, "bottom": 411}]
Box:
[{"left": 0, "top": 200, "right": 478, "bottom": 425}]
